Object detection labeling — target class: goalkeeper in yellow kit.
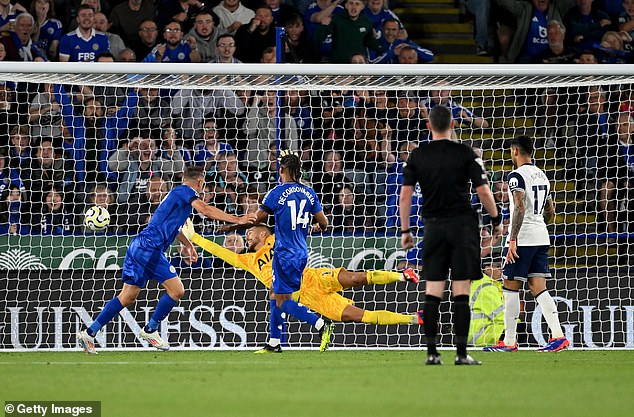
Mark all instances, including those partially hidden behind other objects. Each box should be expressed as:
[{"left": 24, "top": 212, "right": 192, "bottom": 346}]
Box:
[{"left": 182, "top": 221, "right": 423, "bottom": 325}]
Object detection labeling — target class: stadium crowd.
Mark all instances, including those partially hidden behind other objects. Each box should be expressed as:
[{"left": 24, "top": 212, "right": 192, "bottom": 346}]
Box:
[{"left": 0, "top": 0, "right": 632, "bottom": 243}]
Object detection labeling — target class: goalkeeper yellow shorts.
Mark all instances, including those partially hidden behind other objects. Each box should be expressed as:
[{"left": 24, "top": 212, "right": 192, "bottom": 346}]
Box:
[{"left": 297, "top": 267, "right": 353, "bottom": 322}]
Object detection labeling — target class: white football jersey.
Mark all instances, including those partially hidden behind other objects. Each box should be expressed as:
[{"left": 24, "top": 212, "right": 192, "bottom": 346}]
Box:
[{"left": 506, "top": 163, "right": 551, "bottom": 246}]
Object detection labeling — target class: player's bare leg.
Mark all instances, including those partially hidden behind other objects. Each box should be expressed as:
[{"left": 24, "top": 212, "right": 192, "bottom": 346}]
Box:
[{"left": 140, "top": 277, "right": 184, "bottom": 351}]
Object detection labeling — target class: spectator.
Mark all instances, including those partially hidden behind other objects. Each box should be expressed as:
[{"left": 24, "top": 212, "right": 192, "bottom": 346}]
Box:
[
  {"left": 30, "top": 0, "right": 62, "bottom": 61},
  {"left": 396, "top": 45, "right": 420, "bottom": 63},
  {"left": 244, "top": 91, "right": 299, "bottom": 168},
  {"left": 2, "top": 12, "right": 46, "bottom": 61},
  {"left": 598, "top": 111, "right": 632, "bottom": 234},
  {"left": 117, "top": 47, "right": 136, "bottom": 62},
  {"left": 238, "top": 191, "right": 261, "bottom": 215},
  {"left": 119, "top": 175, "right": 169, "bottom": 234},
  {"left": 28, "top": 82, "right": 62, "bottom": 140},
  {"left": 386, "top": 92, "right": 428, "bottom": 149},
  {"left": 369, "top": 18, "right": 434, "bottom": 64},
  {"left": 157, "top": 0, "right": 205, "bottom": 34},
  {"left": 209, "top": 33, "right": 241, "bottom": 62},
  {"left": 0, "top": 184, "right": 30, "bottom": 235},
  {"left": 107, "top": 136, "right": 163, "bottom": 204},
  {"left": 363, "top": 0, "right": 407, "bottom": 40},
  {"left": 87, "top": 52, "right": 128, "bottom": 112},
  {"left": 93, "top": 12, "right": 126, "bottom": 58},
  {"left": 144, "top": 20, "right": 201, "bottom": 63},
  {"left": 34, "top": 188, "right": 74, "bottom": 235},
  {"left": 331, "top": 183, "right": 366, "bottom": 233},
  {"left": 424, "top": 89, "right": 490, "bottom": 129},
  {"left": 314, "top": 0, "right": 384, "bottom": 63},
  {"left": 170, "top": 87, "right": 217, "bottom": 140},
  {"left": 265, "top": 0, "right": 299, "bottom": 26},
  {"left": 618, "top": 0, "right": 634, "bottom": 41},
  {"left": 124, "top": 87, "right": 171, "bottom": 135},
  {"left": 286, "top": 89, "right": 313, "bottom": 144},
  {"left": 576, "top": 86, "right": 612, "bottom": 180},
  {"left": 213, "top": 151, "right": 248, "bottom": 215},
  {"left": 21, "top": 138, "right": 72, "bottom": 214},
  {"left": 187, "top": 10, "right": 221, "bottom": 62},
  {"left": 312, "top": 150, "right": 356, "bottom": 212},
  {"left": 0, "top": 0, "right": 25, "bottom": 32},
  {"left": 305, "top": 0, "right": 344, "bottom": 59},
  {"left": 497, "top": 0, "right": 575, "bottom": 63},
  {"left": 8, "top": 125, "right": 31, "bottom": 169},
  {"left": 565, "top": 0, "right": 611, "bottom": 51},
  {"left": 383, "top": 141, "right": 424, "bottom": 231},
  {"left": 109, "top": 0, "right": 156, "bottom": 46},
  {"left": 259, "top": 45, "right": 276, "bottom": 62},
  {"left": 594, "top": 30, "right": 632, "bottom": 63},
  {"left": 130, "top": 19, "right": 158, "bottom": 60},
  {"left": 246, "top": 141, "right": 279, "bottom": 194},
  {"left": 212, "top": 0, "right": 255, "bottom": 36},
  {"left": 158, "top": 127, "right": 191, "bottom": 184},
  {"left": 577, "top": 48, "right": 600, "bottom": 62},
  {"left": 466, "top": 0, "right": 492, "bottom": 55},
  {"left": 534, "top": 19, "right": 578, "bottom": 63},
  {"left": 234, "top": 6, "right": 276, "bottom": 63},
  {"left": 0, "top": 150, "right": 23, "bottom": 194},
  {"left": 59, "top": 4, "right": 109, "bottom": 62},
  {"left": 352, "top": 107, "right": 394, "bottom": 173},
  {"left": 282, "top": 13, "right": 320, "bottom": 63},
  {"left": 192, "top": 119, "right": 233, "bottom": 173}
]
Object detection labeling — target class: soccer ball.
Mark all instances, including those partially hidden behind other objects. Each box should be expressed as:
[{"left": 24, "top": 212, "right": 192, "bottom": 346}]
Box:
[{"left": 84, "top": 205, "right": 110, "bottom": 231}]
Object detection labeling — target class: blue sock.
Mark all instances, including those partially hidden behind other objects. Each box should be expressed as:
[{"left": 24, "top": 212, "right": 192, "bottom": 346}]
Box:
[
  {"left": 145, "top": 294, "right": 178, "bottom": 333},
  {"left": 87, "top": 297, "right": 123, "bottom": 337},
  {"left": 280, "top": 299, "right": 319, "bottom": 327},
  {"left": 269, "top": 300, "right": 283, "bottom": 343}
]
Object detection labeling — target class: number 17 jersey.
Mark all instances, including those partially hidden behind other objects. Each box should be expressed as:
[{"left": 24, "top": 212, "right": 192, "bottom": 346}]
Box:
[
  {"left": 261, "top": 182, "right": 323, "bottom": 259},
  {"left": 507, "top": 163, "right": 551, "bottom": 246}
]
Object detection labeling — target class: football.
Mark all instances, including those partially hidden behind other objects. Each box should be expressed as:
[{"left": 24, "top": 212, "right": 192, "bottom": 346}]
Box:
[{"left": 84, "top": 205, "right": 110, "bottom": 231}]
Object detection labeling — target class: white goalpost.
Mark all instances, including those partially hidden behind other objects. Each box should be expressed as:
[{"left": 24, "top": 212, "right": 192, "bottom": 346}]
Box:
[{"left": 0, "top": 63, "right": 632, "bottom": 351}]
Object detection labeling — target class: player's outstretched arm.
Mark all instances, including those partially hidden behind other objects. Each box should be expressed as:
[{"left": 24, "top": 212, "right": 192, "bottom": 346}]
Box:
[
  {"left": 176, "top": 231, "right": 198, "bottom": 265},
  {"left": 192, "top": 200, "right": 256, "bottom": 225},
  {"left": 182, "top": 219, "right": 256, "bottom": 275},
  {"left": 399, "top": 185, "right": 415, "bottom": 249}
]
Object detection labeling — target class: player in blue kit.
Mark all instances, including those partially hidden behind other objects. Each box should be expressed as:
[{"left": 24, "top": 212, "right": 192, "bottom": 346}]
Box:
[
  {"left": 253, "top": 150, "right": 333, "bottom": 353},
  {"left": 77, "top": 166, "right": 255, "bottom": 354}
]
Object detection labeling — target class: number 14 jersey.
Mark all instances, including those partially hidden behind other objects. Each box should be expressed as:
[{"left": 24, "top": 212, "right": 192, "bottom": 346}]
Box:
[
  {"left": 261, "top": 182, "right": 323, "bottom": 259},
  {"left": 507, "top": 163, "right": 551, "bottom": 246}
]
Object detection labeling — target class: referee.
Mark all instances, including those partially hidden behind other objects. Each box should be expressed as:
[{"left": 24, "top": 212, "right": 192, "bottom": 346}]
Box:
[{"left": 399, "top": 105, "right": 502, "bottom": 365}]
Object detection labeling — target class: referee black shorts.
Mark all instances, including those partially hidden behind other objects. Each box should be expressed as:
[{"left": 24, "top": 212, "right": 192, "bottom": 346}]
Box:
[{"left": 422, "top": 212, "right": 481, "bottom": 281}]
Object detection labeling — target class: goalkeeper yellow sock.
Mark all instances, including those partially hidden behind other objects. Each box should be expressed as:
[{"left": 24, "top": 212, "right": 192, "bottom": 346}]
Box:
[
  {"left": 366, "top": 270, "right": 401, "bottom": 285},
  {"left": 361, "top": 310, "right": 414, "bottom": 325}
]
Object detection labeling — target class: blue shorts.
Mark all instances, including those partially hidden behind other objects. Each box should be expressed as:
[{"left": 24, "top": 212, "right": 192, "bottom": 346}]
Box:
[
  {"left": 502, "top": 245, "right": 551, "bottom": 282},
  {"left": 271, "top": 254, "right": 306, "bottom": 295},
  {"left": 121, "top": 238, "right": 178, "bottom": 289}
]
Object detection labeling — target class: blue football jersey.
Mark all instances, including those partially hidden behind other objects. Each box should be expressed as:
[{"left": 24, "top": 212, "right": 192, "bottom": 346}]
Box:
[
  {"left": 35, "top": 19, "right": 63, "bottom": 54},
  {"left": 261, "top": 182, "right": 323, "bottom": 258},
  {"left": 137, "top": 184, "right": 199, "bottom": 251},
  {"left": 59, "top": 29, "right": 109, "bottom": 62}
]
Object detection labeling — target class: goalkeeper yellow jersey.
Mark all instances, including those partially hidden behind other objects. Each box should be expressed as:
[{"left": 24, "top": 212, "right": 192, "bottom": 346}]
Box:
[{"left": 191, "top": 233, "right": 353, "bottom": 320}]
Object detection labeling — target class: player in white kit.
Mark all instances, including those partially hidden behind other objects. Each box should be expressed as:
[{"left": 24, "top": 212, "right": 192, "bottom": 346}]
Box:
[{"left": 483, "top": 136, "right": 570, "bottom": 353}]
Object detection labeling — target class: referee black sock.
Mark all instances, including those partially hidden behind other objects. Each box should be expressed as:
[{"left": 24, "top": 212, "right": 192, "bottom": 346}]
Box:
[
  {"left": 423, "top": 294, "right": 442, "bottom": 356},
  {"left": 452, "top": 294, "right": 470, "bottom": 357}
]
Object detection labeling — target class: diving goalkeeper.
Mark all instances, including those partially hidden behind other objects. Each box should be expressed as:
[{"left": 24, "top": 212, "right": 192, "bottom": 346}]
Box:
[{"left": 182, "top": 220, "right": 423, "bottom": 325}]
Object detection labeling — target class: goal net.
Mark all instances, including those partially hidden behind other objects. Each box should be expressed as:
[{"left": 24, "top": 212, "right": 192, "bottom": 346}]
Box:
[{"left": 0, "top": 63, "right": 632, "bottom": 351}]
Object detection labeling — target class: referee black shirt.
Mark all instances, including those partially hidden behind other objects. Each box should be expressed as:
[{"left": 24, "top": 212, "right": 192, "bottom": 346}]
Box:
[{"left": 402, "top": 139, "right": 488, "bottom": 219}]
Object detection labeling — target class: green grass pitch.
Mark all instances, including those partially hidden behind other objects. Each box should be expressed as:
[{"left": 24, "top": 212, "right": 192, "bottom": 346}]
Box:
[{"left": 1, "top": 350, "right": 633, "bottom": 417}]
